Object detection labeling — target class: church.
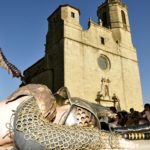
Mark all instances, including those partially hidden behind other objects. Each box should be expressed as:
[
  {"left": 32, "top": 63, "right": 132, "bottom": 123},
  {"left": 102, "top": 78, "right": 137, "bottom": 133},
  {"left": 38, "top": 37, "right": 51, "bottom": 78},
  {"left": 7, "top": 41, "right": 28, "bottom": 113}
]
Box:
[{"left": 23, "top": 0, "right": 143, "bottom": 111}]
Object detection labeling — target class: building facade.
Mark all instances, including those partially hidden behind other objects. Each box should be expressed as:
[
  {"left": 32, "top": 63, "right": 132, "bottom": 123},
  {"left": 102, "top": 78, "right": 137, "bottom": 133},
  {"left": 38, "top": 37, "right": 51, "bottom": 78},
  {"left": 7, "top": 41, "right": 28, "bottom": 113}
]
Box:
[{"left": 24, "top": 0, "right": 143, "bottom": 111}]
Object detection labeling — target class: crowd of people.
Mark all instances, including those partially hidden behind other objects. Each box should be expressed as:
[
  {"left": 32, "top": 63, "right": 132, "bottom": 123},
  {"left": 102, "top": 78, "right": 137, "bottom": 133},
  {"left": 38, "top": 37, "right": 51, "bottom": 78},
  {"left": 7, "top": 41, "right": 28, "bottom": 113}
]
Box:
[{"left": 100, "top": 103, "right": 150, "bottom": 130}]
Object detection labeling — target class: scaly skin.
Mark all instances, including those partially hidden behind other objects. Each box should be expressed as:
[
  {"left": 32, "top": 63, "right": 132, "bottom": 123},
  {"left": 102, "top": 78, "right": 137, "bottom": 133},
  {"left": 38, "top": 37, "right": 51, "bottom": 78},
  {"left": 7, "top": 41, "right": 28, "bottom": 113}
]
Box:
[{"left": 14, "top": 98, "right": 121, "bottom": 150}]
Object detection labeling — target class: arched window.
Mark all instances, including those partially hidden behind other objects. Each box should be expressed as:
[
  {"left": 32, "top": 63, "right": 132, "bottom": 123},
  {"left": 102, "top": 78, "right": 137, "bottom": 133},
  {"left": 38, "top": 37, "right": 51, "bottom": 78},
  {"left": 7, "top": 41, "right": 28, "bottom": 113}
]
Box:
[
  {"left": 102, "top": 12, "right": 108, "bottom": 28},
  {"left": 121, "top": 10, "right": 127, "bottom": 29}
]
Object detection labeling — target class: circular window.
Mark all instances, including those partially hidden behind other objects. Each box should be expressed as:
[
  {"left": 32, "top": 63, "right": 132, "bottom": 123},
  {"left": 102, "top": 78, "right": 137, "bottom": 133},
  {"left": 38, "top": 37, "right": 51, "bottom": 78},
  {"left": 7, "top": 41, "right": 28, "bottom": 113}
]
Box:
[{"left": 98, "top": 55, "right": 110, "bottom": 71}]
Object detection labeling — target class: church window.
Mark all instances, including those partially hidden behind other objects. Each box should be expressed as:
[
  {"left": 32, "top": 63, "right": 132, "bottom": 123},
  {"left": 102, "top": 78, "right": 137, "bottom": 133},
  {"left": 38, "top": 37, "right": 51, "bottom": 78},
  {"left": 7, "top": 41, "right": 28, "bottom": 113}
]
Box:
[
  {"left": 98, "top": 55, "right": 110, "bottom": 71},
  {"left": 71, "top": 12, "right": 75, "bottom": 18},
  {"left": 102, "top": 12, "right": 108, "bottom": 27},
  {"left": 101, "top": 37, "right": 105, "bottom": 45},
  {"left": 121, "top": 10, "right": 127, "bottom": 29}
]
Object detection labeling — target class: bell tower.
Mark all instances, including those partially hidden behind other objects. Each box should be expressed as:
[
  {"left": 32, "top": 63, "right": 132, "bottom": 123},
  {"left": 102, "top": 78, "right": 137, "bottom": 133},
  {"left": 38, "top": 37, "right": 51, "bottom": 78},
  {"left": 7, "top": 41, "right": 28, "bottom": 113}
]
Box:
[{"left": 97, "top": 0, "right": 132, "bottom": 46}]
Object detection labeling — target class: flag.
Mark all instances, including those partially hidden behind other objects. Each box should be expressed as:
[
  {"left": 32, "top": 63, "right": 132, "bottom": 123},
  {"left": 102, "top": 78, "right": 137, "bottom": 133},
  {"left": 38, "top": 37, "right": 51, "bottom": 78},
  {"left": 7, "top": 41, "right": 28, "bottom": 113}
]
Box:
[{"left": 0, "top": 48, "right": 22, "bottom": 78}]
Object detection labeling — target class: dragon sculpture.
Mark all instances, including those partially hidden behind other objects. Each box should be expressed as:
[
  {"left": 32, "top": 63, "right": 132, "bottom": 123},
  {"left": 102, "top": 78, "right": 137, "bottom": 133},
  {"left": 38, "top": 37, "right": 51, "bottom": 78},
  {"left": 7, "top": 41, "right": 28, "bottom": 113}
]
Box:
[{"left": 0, "top": 84, "right": 149, "bottom": 150}]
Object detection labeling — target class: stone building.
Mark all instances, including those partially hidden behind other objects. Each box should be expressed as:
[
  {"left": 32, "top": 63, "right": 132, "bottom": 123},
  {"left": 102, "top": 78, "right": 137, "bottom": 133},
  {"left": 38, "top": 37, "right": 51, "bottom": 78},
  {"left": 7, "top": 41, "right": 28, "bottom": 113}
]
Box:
[{"left": 24, "top": 0, "right": 143, "bottom": 111}]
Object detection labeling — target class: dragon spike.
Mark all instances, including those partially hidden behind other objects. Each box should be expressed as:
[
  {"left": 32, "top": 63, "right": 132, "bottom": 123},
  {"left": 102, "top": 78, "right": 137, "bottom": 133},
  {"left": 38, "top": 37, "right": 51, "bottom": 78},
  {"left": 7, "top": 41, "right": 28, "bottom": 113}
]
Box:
[{"left": 0, "top": 48, "right": 23, "bottom": 79}]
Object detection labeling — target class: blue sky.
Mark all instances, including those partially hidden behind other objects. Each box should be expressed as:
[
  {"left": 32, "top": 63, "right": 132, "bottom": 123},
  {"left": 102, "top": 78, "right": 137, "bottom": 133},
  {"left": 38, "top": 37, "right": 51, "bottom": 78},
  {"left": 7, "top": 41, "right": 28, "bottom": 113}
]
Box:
[{"left": 0, "top": 0, "right": 150, "bottom": 106}]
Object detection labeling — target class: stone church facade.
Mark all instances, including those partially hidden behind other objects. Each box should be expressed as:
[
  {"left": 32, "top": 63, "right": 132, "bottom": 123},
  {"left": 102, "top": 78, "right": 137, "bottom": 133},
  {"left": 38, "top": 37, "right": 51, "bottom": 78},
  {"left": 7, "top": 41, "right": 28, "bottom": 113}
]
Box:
[{"left": 24, "top": 0, "right": 143, "bottom": 111}]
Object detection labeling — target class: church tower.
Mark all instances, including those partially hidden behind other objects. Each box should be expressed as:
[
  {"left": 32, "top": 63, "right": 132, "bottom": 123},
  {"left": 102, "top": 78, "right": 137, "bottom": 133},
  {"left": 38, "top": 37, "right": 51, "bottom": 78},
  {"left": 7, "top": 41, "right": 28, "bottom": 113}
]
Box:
[{"left": 97, "top": 0, "right": 132, "bottom": 47}]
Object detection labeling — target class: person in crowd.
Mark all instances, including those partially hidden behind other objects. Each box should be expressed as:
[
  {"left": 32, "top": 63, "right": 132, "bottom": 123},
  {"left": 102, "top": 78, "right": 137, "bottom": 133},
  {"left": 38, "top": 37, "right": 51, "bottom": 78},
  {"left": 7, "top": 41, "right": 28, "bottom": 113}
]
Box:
[
  {"left": 126, "top": 109, "right": 140, "bottom": 126},
  {"left": 143, "top": 103, "right": 150, "bottom": 122}
]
